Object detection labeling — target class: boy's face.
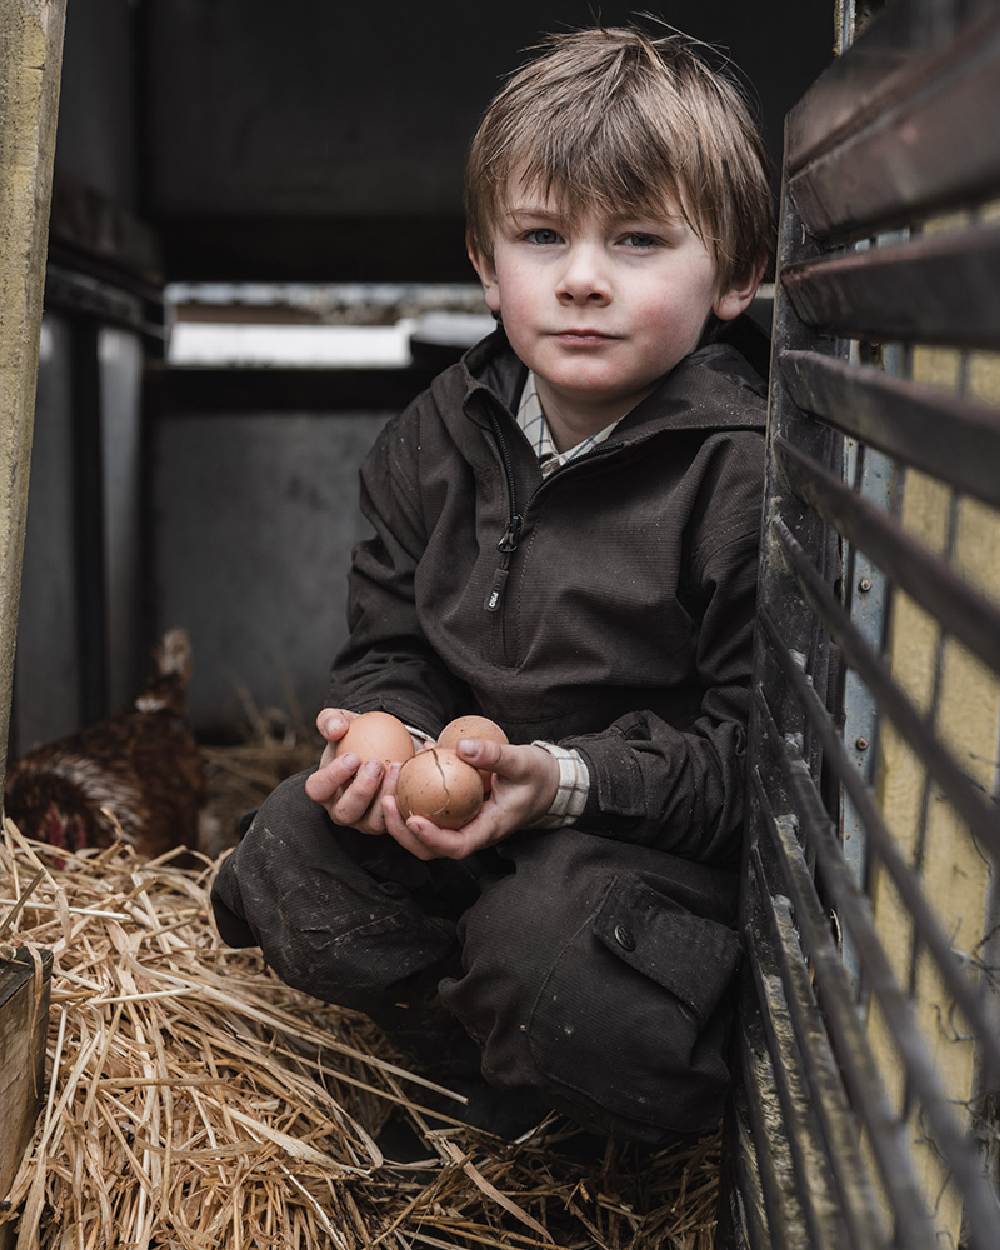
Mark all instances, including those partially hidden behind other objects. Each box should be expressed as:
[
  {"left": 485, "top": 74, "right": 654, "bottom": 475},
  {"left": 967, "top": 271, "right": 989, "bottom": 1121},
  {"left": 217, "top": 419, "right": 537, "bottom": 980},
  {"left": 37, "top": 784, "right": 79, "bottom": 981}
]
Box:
[{"left": 471, "top": 180, "right": 759, "bottom": 428}]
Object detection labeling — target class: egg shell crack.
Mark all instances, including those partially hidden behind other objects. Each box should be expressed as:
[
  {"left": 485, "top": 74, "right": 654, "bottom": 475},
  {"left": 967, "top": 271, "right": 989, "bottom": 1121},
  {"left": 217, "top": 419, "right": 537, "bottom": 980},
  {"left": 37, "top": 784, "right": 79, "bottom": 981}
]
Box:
[{"left": 427, "top": 749, "right": 453, "bottom": 821}]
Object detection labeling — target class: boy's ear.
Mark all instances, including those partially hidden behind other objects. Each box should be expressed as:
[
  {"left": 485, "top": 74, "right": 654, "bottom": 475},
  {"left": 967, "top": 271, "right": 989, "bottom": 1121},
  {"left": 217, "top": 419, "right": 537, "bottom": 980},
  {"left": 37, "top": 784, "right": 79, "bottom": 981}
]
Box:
[
  {"left": 468, "top": 245, "right": 502, "bottom": 315},
  {"left": 713, "top": 260, "right": 766, "bottom": 322}
]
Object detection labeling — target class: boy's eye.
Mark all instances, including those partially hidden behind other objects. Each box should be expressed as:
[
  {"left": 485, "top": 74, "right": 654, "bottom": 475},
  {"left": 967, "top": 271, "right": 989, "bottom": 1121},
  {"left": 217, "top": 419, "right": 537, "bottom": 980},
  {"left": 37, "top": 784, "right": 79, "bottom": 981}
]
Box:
[
  {"left": 522, "top": 228, "right": 562, "bottom": 245},
  {"left": 619, "top": 232, "right": 662, "bottom": 249}
]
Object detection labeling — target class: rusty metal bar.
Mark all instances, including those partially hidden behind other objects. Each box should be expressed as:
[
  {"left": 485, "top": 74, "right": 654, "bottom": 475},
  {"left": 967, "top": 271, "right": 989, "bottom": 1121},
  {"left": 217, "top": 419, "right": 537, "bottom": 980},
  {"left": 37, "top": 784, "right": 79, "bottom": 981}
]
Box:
[
  {"left": 744, "top": 920, "right": 847, "bottom": 1250},
  {"left": 790, "top": 13, "right": 1000, "bottom": 239},
  {"left": 735, "top": 5, "right": 1000, "bottom": 1245},
  {"left": 739, "top": 984, "right": 811, "bottom": 1249},
  {"left": 750, "top": 732, "right": 938, "bottom": 1249},
  {"left": 787, "top": 0, "right": 997, "bottom": 173},
  {"left": 758, "top": 606, "right": 1000, "bottom": 1086},
  {"left": 726, "top": 1081, "right": 773, "bottom": 1249},
  {"left": 753, "top": 688, "right": 1000, "bottom": 1250},
  {"left": 779, "top": 351, "right": 1000, "bottom": 508},
  {"left": 747, "top": 850, "right": 891, "bottom": 1250},
  {"left": 782, "top": 222, "right": 1000, "bottom": 348}
]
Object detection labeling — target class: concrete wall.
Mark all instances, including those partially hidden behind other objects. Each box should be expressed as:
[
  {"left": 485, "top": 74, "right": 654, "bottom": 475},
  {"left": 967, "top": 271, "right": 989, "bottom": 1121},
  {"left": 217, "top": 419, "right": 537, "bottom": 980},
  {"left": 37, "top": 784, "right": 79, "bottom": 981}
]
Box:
[
  {"left": 12, "top": 0, "right": 148, "bottom": 756},
  {"left": 151, "top": 408, "right": 392, "bottom": 736},
  {"left": 13, "top": 319, "right": 147, "bottom": 753},
  {"left": 13, "top": 316, "right": 80, "bottom": 753},
  {"left": 99, "top": 328, "right": 144, "bottom": 714}
]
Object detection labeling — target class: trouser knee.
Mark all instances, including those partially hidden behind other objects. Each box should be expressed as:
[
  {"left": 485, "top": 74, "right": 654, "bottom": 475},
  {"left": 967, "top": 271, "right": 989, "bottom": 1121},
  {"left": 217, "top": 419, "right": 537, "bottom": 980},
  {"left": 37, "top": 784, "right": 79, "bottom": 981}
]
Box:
[
  {"left": 440, "top": 829, "right": 741, "bottom": 1141},
  {"left": 210, "top": 770, "right": 457, "bottom": 1010}
]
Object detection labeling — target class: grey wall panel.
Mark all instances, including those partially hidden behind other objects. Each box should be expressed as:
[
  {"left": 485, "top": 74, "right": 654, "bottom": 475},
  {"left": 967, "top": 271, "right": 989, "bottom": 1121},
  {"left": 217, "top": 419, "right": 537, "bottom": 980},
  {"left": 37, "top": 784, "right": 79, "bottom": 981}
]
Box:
[
  {"left": 152, "top": 412, "right": 391, "bottom": 736},
  {"left": 100, "top": 328, "right": 144, "bottom": 712},
  {"left": 13, "top": 316, "right": 80, "bottom": 753}
]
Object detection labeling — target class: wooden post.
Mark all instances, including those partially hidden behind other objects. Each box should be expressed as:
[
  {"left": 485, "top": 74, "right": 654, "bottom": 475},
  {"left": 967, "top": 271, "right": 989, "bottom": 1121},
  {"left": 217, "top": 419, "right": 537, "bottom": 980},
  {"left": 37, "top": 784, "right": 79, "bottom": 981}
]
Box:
[
  {"left": 0, "top": 1, "right": 65, "bottom": 1239},
  {"left": 0, "top": 949, "right": 52, "bottom": 1238},
  {"left": 0, "top": 0, "right": 67, "bottom": 793}
]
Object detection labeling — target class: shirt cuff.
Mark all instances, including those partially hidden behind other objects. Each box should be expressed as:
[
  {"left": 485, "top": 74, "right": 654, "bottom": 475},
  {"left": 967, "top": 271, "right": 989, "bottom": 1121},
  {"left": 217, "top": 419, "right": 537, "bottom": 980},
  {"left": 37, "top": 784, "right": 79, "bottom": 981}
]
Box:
[
  {"left": 404, "top": 723, "right": 434, "bottom": 754},
  {"left": 529, "top": 742, "right": 590, "bottom": 828}
]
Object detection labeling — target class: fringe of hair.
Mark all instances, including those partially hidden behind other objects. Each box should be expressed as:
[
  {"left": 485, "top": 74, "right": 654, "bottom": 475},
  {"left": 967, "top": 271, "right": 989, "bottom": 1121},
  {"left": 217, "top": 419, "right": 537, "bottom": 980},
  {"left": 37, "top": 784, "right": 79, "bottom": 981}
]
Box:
[{"left": 465, "top": 23, "right": 774, "bottom": 292}]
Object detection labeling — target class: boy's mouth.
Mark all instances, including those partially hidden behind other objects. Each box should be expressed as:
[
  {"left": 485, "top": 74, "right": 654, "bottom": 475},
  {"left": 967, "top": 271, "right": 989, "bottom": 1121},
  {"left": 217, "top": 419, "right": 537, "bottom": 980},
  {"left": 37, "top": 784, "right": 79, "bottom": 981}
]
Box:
[{"left": 550, "top": 330, "right": 621, "bottom": 344}]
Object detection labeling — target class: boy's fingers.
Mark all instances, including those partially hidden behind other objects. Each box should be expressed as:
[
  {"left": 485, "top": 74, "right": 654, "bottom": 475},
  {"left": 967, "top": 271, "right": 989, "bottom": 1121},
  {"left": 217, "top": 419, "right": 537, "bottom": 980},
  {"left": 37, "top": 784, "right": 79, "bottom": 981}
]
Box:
[
  {"left": 383, "top": 762, "right": 401, "bottom": 797},
  {"left": 361, "top": 793, "right": 387, "bottom": 835},
  {"left": 304, "top": 753, "right": 360, "bottom": 802},
  {"left": 383, "top": 761, "right": 506, "bottom": 860},
  {"left": 405, "top": 817, "right": 468, "bottom": 859},
  {"left": 316, "top": 708, "right": 352, "bottom": 741},
  {"left": 406, "top": 808, "right": 500, "bottom": 859},
  {"left": 455, "top": 738, "right": 529, "bottom": 780},
  {"left": 382, "top": 794, "right": 435, "bottom": 860},
  {"left": 330, "top": 760, "right": 383, "bottom": 826}
]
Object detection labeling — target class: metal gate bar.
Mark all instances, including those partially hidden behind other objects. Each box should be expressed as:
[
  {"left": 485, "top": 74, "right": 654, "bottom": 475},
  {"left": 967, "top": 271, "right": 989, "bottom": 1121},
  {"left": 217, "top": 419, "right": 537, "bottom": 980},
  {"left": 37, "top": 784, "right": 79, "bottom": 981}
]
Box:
[
  {"left": 776, "top": 438, "right": 1000, "bottom": 677},
  {"left": 779, "top": 353, "right": 1000, "bottom": 506},
  {"left": 757, "top": 607, "right": 1000, "bottom": 1083},
  {"left": 727, "top": 3, "right": 1000, "bottom": 1247}
]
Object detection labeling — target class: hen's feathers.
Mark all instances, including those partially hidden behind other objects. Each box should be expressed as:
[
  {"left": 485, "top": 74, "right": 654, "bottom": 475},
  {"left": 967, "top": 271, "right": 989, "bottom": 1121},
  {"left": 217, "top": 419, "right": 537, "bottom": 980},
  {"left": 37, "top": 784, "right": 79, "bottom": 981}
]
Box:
[{"left": 5, "top": 629, "right": 205, "bottom": 858}]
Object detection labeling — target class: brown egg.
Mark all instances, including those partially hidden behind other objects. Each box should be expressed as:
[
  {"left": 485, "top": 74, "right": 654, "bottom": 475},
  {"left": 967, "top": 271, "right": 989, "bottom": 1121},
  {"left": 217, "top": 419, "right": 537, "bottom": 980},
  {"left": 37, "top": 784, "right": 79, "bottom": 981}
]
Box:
[
  {"left": 334, "top": 711, "right": 414, "bottom": 768},
  {"left": 396, "top": 748, "right": 484, "bottom": 830},
  {"left": 438, "top": 715, "right": 508, "bottom": 794}
]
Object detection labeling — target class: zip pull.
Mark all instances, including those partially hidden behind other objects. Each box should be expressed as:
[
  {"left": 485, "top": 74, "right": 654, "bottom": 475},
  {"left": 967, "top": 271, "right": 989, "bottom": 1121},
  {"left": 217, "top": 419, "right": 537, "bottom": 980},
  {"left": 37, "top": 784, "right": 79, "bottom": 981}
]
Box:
[
  {"left": 484, "top": 514, "right": 523, "bottom": 612},
  {"left": 484, "top": 564, "right": 509, "bottom": 612},
  {"left": 497, "top": 514, "right": 523, "bottom": 554}
]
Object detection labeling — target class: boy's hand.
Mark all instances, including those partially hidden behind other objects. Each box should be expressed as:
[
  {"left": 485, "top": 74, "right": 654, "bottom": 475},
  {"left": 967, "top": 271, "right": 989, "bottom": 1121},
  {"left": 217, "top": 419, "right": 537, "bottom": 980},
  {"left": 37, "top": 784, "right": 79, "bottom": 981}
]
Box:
[
  {"left": 304, "top": 708, "right": 390, "bottom": 835},
  {"left": 382, "top": 739, "right": 560, "bottom": 860}
]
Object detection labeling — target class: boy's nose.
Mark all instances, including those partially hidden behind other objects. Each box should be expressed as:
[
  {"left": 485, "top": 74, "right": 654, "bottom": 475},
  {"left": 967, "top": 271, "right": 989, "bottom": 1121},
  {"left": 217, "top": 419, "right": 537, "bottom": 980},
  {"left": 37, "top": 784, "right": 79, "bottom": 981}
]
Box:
[{"left": 555, "top": 247, "right": 612, "bottom": 306}]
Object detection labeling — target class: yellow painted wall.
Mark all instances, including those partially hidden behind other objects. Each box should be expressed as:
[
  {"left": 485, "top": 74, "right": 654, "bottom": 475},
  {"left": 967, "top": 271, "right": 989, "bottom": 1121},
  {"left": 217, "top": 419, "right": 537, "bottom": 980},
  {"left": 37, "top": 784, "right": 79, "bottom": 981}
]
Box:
[{"left": 868, "top": 210, "right": 1000, "bottom": 1243}]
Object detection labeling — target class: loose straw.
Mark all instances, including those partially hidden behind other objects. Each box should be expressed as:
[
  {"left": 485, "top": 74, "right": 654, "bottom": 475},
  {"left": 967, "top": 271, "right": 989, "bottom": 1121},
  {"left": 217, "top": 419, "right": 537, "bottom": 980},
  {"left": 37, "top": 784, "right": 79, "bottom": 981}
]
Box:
[{"left": 0, "top": 736, "right": 723, "bottom": 1250}]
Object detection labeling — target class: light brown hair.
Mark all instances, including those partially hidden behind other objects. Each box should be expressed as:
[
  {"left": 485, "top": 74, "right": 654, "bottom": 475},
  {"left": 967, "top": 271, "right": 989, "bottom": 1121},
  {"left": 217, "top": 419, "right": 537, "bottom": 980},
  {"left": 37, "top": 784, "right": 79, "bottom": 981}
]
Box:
[{"left": 465, "top": 24, "right": 774, "bottom": 293}]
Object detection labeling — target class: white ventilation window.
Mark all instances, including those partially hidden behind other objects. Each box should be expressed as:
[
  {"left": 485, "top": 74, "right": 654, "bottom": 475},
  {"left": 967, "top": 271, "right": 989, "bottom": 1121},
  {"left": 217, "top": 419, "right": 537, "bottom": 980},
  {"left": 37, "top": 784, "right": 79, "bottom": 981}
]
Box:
[{"left": 165, "top": 283, "right": 495, "bottom": 367}]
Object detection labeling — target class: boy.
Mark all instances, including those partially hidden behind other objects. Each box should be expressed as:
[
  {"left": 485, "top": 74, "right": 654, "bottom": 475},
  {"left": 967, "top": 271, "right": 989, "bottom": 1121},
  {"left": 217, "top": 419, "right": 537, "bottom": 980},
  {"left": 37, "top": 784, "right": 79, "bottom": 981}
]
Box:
[{"left": 211, "top": 24, "right": 773, "bottom": 1145}]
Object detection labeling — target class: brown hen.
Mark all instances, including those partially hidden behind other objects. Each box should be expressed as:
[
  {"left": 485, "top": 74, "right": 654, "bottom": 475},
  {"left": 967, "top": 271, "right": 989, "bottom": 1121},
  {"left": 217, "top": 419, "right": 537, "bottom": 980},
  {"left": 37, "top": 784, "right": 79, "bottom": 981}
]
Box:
[{"left": 4, "top": 629, "right": 205, "bottom": 859}]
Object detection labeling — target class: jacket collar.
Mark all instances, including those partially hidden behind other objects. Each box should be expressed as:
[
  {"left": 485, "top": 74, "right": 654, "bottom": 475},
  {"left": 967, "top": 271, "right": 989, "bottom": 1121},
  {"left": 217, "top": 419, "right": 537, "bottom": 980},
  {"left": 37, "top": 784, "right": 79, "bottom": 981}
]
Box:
[{"left": 458, "top": 324, "right": 767, "bottom": 442}]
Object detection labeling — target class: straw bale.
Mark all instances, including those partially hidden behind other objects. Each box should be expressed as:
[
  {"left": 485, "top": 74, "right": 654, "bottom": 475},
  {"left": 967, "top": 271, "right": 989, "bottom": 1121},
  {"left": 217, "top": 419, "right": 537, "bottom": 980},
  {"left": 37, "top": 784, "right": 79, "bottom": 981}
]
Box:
[{"left": 0, "top": 735, "right": 723, "bottom": 1249}]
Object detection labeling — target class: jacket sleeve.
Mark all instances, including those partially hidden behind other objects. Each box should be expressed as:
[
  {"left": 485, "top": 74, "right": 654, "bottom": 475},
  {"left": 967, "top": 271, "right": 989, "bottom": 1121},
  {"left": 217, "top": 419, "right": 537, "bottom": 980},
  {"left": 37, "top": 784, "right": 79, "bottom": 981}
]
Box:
[
  {"left": 561, "top": 435, "right": 764, "bottom": 866},
  {"left": 328, "top": 402, "right": 471, "bottom": 735}
]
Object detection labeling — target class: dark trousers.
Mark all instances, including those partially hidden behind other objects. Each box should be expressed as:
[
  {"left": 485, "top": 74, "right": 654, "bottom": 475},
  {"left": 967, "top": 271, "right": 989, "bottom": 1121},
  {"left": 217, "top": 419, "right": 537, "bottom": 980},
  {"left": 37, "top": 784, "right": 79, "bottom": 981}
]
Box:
[{"left": 210, "top": 770, "right": 741, "bottom": 1143}]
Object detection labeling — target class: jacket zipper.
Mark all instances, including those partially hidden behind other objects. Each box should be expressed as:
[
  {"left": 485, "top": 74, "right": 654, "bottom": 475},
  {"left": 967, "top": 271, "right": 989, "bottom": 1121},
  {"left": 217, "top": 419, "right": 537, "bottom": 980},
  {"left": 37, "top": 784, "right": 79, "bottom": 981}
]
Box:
[
  {"left": 484, "top": 413, "right": 522, "bottom": 614},
  {"left": 484, "top": 513, "right": 522, "bottom": 612},
  {"left": 483, "top": 424, "right": 655, "bottom": 616}
]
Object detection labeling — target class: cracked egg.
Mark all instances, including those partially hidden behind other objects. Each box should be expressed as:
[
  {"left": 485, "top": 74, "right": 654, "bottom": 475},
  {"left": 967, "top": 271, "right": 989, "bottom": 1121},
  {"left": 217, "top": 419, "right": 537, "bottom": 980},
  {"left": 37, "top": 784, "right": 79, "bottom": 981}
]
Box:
[
  {"left": 395, "top": 747, "right": 484, "bottom": 830},
  {"left": 437, "top": 715, "right": 507, "bottom": 795}
]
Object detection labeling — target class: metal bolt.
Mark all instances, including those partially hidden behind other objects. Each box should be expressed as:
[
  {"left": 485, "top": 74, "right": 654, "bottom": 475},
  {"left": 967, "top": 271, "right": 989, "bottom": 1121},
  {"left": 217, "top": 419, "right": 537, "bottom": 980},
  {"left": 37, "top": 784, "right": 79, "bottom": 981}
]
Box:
[
  {"left": 855, "top": 737, "right": 869, "bottom": 751},
  {"left": 858, "top": 577, "right": 873, "bottom": 593}
]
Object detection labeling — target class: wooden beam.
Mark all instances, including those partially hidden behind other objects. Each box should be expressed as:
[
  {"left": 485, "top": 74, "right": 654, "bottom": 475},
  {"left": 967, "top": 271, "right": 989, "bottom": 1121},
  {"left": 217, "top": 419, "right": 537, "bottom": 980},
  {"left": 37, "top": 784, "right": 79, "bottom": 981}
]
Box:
[
  {"left": 0, "top": 11, "right": 63, "bottom": 1226},
  {"left": 0, "top": 0, "right": 67, "bottom": 792},
  {"left": 0, "top": 0, "right": 66, "bottom": 790}
]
